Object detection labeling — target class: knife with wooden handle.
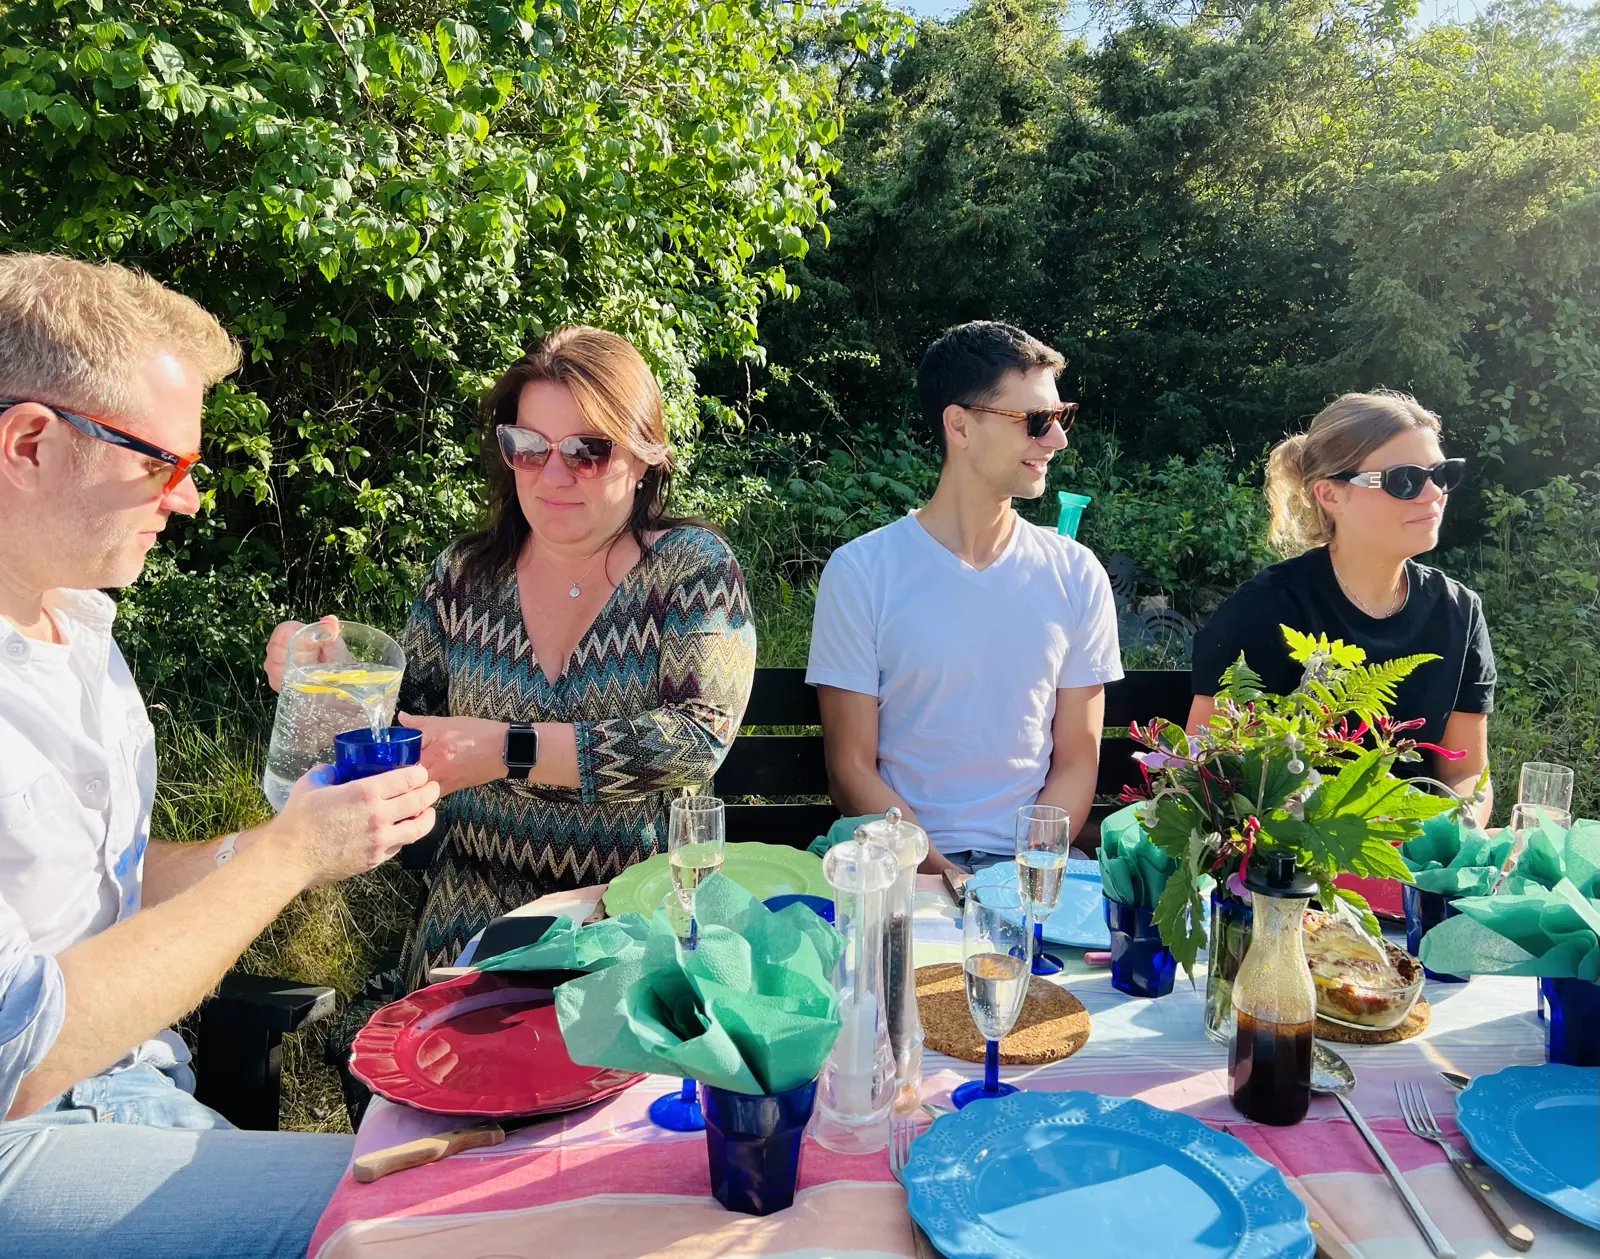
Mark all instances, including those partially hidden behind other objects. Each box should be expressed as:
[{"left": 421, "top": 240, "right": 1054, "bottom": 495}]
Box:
[
  {"left": 1442, "top": 1147, "right": 1535, "bottom": 1251},
  {"left": 352, "top": 1122, "right": 506, "bottom": 1183}
]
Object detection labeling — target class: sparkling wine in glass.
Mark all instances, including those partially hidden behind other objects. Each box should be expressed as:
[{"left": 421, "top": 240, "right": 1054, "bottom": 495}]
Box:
[
  {"left": 649, "top": 887, "right": 705, "bottom": 1133},
  {"left": 1014, "top": 804, "right": 1070, "bottom": 976},
  {"left": 668, "top": 794, "right": 725, "bottom": 894},
  {"left": 951, "top": 882, "right": 1032, "bottom": 1109}
]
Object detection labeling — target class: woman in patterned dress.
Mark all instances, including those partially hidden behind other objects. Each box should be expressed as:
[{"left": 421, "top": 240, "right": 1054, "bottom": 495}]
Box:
[{"left": 266, "top": 327, "right": 755, "bottom": 991}]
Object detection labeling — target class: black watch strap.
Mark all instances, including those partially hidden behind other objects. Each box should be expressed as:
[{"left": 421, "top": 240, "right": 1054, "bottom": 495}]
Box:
[{"left": 503, "top": 721, "right": 538, "bottom": 780}]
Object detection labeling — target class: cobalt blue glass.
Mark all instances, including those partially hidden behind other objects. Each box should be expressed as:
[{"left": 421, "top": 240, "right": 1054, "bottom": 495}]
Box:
[
  {"left": 1103, "top": 897, "right": 1176, "bottom": 999},
  {"left": 332, "top": 726, "right": 421, "bottom": 784},
  {"left": 762, "top": 893, "right": 835, "bottom": 924},
  {"left": 700, "top": 1076, "right": 818, "bottom": 1215},
  {"left": 1402, "top": 885, "right": 1468, "bottom": 983},
  {"left": 1542, "top": 977, "right": 1600, "bottom": 1067}
]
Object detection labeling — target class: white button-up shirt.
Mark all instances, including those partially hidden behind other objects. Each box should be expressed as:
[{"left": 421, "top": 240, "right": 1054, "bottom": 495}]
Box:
[{"left": 0, "top": 588, "right": 183, "bottom": 1115}]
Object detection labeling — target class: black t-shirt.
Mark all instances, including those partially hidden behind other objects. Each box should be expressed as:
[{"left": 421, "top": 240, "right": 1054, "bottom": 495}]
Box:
[{"left": 1191, "top": 547, "right": 1496, "bottom": 767}]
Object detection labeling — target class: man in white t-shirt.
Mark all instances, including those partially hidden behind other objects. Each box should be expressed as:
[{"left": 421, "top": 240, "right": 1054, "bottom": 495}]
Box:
[{"left": 807, "top": 321, "right": 1122, "bottom": 875}]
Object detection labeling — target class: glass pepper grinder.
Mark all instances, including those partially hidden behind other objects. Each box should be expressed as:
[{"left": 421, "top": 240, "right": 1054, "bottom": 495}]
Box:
[
  {"left": 1229, "top": 849, "right": 1317, "bottom": 1126},
  {"left": 854, "top": 808, "right": 929, "bottom": 1111},
  {"left": 813, "top": 837, "right": 898, "bottom": 1154}
]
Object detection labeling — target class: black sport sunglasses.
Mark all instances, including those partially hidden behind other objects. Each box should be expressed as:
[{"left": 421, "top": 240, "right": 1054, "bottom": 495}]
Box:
[{"left": 1328, "top": 458, "right": 1467, "bottom": 501}]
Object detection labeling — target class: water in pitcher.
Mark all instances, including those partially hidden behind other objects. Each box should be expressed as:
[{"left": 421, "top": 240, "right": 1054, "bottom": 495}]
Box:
[{"left": 263, "top": 653, "right": 403, "bottom": 810}]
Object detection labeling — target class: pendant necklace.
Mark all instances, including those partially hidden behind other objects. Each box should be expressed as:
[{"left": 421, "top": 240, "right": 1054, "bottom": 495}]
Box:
[
  {"left": 546, "top": 550, "right": 606, "bottom": 599},
  {"left": 1331, "top": 555, "right": 1406, "bottom": 619}
]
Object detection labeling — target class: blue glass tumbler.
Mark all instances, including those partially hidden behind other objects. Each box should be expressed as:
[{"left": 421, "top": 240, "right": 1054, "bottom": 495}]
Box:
[
  {"left": 1103, "top": 897, "right": 1176, "bottom": 998},
  {"left": 1401, "top": 885, "right": 1469, "bottom": 983},
  {"left": 700, "top": 1076, "right": 818, "bottom": 1215},
  {"left": 332, "top": 726, "right": 421, "bottom": 783},
  {"left": 1543, "top": 977, "right": 1600, "bottom": 1067}
]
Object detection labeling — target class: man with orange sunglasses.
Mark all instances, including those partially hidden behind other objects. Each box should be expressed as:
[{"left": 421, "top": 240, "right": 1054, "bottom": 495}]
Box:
[{"left": 0, "top": 253, "right": 441, "bottom": 1258}]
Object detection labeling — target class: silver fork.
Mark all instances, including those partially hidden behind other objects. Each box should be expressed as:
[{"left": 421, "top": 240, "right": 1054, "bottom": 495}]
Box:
[
  {"left": 1395, "top": 1081, "right": 1533, "bottom": 1252},
  {"left": 888, "top": 1113, "right": 941, "bottom": 1259}
]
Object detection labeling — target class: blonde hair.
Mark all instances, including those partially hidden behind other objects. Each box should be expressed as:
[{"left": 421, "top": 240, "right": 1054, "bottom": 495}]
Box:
[
  {"left": 1265, "top": 390, "right": 1442, "bottom": 555},
  {"left": 0, "top": 253, "right": 240, "bottom": 417}
]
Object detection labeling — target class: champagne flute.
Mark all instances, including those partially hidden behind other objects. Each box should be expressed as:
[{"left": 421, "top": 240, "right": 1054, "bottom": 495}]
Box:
[
  {"left": 951, "top": 882, "right": 1032, "bottom": 1109},
  {"left": 648, "top": 887, "right": 705, "bottom": 1132},
  {"left": 1015, "top": 804, "right": 1070, "bottom": 976},
  {"left": 1518, "top": 761, "right": 1575, "bottom": 816},
  {"left": 668, "top": 794, "right": 725, "bottom": 893}
]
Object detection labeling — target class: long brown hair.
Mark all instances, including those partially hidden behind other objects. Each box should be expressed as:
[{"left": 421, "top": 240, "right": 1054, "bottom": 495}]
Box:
[
  {"left": 1264, "top": 390, "right": 1442, "bottom": 556},
  {"left": 458, "top": 326, "right": 699, "bottom": 582}
]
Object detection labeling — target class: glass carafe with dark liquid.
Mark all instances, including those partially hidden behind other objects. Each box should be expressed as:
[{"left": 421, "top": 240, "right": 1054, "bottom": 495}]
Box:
[{"left": 1229, "top": 850, "right": 1316, "bottom": 1126}]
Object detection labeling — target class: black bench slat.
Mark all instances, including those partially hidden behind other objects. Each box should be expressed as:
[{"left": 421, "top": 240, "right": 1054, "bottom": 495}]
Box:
[
  {"left": 1103, "top": 670, "right": 1193, "bottom": 727},
  {"left": 715, "top": 734, "right": 829, "bottom": 797},
  {"left": 742, "top": 667, "right": 819, "bottom": 726},
  {"left": 725, "top": 802, "right": 839, "bottom": 847}
]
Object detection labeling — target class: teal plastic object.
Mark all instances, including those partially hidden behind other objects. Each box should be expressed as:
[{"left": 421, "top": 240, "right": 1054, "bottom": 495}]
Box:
[{"left": 1056, "top": 490, "right": 1092, "bottom": 538}]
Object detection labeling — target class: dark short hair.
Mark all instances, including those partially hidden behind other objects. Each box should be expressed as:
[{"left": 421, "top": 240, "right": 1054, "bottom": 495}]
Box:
[{"left": 916, "top": 320, "right": 1065, "bottom": 453}]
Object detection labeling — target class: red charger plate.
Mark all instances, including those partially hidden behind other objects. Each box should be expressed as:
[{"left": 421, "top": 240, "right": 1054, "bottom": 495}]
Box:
[
  {"left": 1334, "top": 872, "right": 1405, "bottom": 919},
  {"left": 349, "top": 969, "right": 643, "bottom": 1118}
]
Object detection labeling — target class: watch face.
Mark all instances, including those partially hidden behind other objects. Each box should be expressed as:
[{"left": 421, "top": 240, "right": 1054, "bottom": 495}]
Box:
[{"left": 505, "top": 724, "right": 538, "bottom": 768}]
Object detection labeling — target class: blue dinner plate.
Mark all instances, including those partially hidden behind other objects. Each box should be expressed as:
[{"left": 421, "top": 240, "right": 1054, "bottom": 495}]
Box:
[
  {"left": 1456, "top": 1063, "right": 1599, "bottom": 1228},
  {"left": 903, "top": 1091, "right": 1312, "bottom": 1259},
  {"left": 969, "top": 860, "right": 1110, "bottom": 948}
]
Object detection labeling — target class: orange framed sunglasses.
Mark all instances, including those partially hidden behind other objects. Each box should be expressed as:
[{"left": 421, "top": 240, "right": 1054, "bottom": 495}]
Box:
[{"left": 0, "top": 398, "right": 202, "bottom": 495}]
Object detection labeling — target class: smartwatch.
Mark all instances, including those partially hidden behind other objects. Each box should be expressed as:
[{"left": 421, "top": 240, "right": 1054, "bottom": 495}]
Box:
[{"left": 503, "top": 721, "right": 539, "bottom": 780}]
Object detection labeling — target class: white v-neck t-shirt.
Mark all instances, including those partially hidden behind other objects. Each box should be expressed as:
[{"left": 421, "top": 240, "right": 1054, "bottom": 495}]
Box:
[{"left": 807, "top": 512, "right": 1123, "bottom": 856}]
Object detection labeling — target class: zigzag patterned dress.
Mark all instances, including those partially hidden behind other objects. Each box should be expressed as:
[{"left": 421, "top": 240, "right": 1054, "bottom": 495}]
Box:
[{"left": 395, "top": 525, "right": 755, "bottom": 989}]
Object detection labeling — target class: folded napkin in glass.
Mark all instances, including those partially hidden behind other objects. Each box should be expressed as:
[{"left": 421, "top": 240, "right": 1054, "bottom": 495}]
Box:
[
  {"left": 1096, "top": 803, "right": 1178, "bottom": 909},
  {"left": 554, "top": 872, "right": 844, "bottom": 1095},
  {"left": 1420, "top": 818, "right": 1599, "bottom": 979}
]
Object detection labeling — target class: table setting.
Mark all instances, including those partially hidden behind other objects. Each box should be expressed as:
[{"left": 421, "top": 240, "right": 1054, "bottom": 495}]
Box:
[{"left": 301, "top": 637, "right": 1597, "bottom": 1259}]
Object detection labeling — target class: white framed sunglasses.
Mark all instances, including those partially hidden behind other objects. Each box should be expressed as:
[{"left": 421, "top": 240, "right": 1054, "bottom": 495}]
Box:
[{"left": 1328, "top": 458, "right": 1466, "bottom": 501}]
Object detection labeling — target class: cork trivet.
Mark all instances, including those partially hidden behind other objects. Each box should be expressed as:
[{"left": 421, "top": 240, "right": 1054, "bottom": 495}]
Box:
[
  {"left": 916, "top": 962, "right": 1090, "bottom": 1065},
  {"left": 1315, "top": 996, "right": 1430, "bottom": 1045}
]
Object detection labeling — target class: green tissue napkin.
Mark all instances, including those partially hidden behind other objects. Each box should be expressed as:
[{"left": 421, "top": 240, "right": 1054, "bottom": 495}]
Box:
[
  {"left": 808, "top": 813, "right": 883, "bottom": 858},
  {"left": 554, "top": 872, "right": 844, "bottom": 1095},
  {"left": 1400, "top": 812, "right": 1517, "bottom": 897},
  {"left": 1418, "top": 818, "right": 1600, "bottom": 981},
  {"left": 473, "top": 914, "right": 650, "bottom": 974},
  {"left": 1097, "top": 803, "right": 1178, "bottom": 909}
]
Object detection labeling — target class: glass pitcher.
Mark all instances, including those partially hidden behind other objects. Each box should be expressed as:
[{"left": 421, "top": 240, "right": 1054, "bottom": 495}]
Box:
[
  {"left": 813, "top": 837, "right": 898, "bottom": 1154},
  {"left": 1229, "top": 850, "right": 1316, "bottom": 1126},
  {"left": 262, "top": 620, "right": 406, "bottom": 811},
  {"left": 855, "top": 808, "right": 929, "bottom": 1109}
]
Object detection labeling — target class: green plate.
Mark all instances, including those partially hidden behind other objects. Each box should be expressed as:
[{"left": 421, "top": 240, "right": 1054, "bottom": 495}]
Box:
[{"left": 603, "top": 842, "right": 829, "bottom": 918}]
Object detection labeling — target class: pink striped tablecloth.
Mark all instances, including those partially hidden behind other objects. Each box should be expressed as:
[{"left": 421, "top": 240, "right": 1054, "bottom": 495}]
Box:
[{"left": 308, "top": 877, "right": 1598, "bottom": 1259}]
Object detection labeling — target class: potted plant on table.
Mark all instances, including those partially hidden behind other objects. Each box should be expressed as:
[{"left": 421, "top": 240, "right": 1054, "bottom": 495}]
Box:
[{"left": 1124, "top": 627, "right": 1463, "bottom": 1040}]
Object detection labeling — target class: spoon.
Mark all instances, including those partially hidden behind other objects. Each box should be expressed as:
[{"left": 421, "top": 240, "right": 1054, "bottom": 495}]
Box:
[{"left": 1311, "top": 1044, "right": 1457, "bottom": 1258}]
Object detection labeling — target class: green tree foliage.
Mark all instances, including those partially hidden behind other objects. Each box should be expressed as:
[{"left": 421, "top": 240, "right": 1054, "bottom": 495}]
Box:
[
  {"left": 0, "top": 0, "right": 904, "bottom": 703},
  {"left": 729, "top": 0, "right": 1600, "bottom": 497}
]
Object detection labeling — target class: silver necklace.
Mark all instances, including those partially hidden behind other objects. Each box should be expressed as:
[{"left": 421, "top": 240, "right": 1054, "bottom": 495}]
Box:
[
  {"left": 1331, "top": 556, "right": 1406, "bottom": 619},
  {"left": 531, "top": 550, "right": 607, "bottom": 599}
]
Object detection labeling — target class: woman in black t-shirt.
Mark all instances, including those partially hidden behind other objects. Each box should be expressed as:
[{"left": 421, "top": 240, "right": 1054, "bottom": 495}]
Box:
[{"left": 1188, "top": 391, "right": 1496, "bottom": 820}]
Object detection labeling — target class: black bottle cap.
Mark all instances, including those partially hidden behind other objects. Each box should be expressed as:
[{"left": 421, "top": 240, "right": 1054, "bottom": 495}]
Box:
[{"left": 1243, "top": 848, "right": 1318, "bottom": 898}]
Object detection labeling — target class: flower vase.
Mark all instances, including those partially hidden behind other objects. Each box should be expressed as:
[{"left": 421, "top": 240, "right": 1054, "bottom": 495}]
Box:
[{"left": 1204, "top": 885, "right": 1252, "bottom": 1044}]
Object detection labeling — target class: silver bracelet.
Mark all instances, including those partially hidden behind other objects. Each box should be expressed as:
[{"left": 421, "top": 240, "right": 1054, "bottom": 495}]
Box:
[{"left": 214, "top": 833, "right": 240, "bottom": 866}]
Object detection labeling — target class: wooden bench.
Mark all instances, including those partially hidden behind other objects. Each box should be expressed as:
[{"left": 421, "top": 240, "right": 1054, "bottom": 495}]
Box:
[{"left": 714, "top": 667, "right": 1193, "bottom": 847}]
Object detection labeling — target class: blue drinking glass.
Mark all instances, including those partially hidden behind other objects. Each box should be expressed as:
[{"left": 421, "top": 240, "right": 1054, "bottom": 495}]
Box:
[
  {"left": 701, "top": 1076, "right": 818, "bottom": 1215},
  {"left": 1103, "top": 897, "right": 1176, "bottom": 998},
  {"left": 649, "top": 888, "right": 706, "bottom": 1133},
  {"left": 1401, "top": 885, "right": 1468, "bottom": 983},
  {"left": 332, "top": 726, "right": 421, "bottom": 783},
  {"left": 1543, "top": 976, "right": 1600, "bottom": 1067}
]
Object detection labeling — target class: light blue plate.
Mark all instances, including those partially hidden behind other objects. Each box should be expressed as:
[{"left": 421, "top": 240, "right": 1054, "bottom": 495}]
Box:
[
  {"left": 903, "top": 1090, "right": 1313, "bottom": 1259},
  {"left": 967, "top": 860, "right": 1109, "bottom": 948},
  {"left": 1456, "top": 1063, "right": 1599, "bottom": 1228}
]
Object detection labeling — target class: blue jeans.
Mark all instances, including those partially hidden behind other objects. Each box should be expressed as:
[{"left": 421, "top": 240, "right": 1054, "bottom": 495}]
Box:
[
  {"left": 942, "top": 849, "right": 1014, "bottom": 874},
  {"left": 0, "top": 1064, "right": 352, "bottom": 1258}
]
